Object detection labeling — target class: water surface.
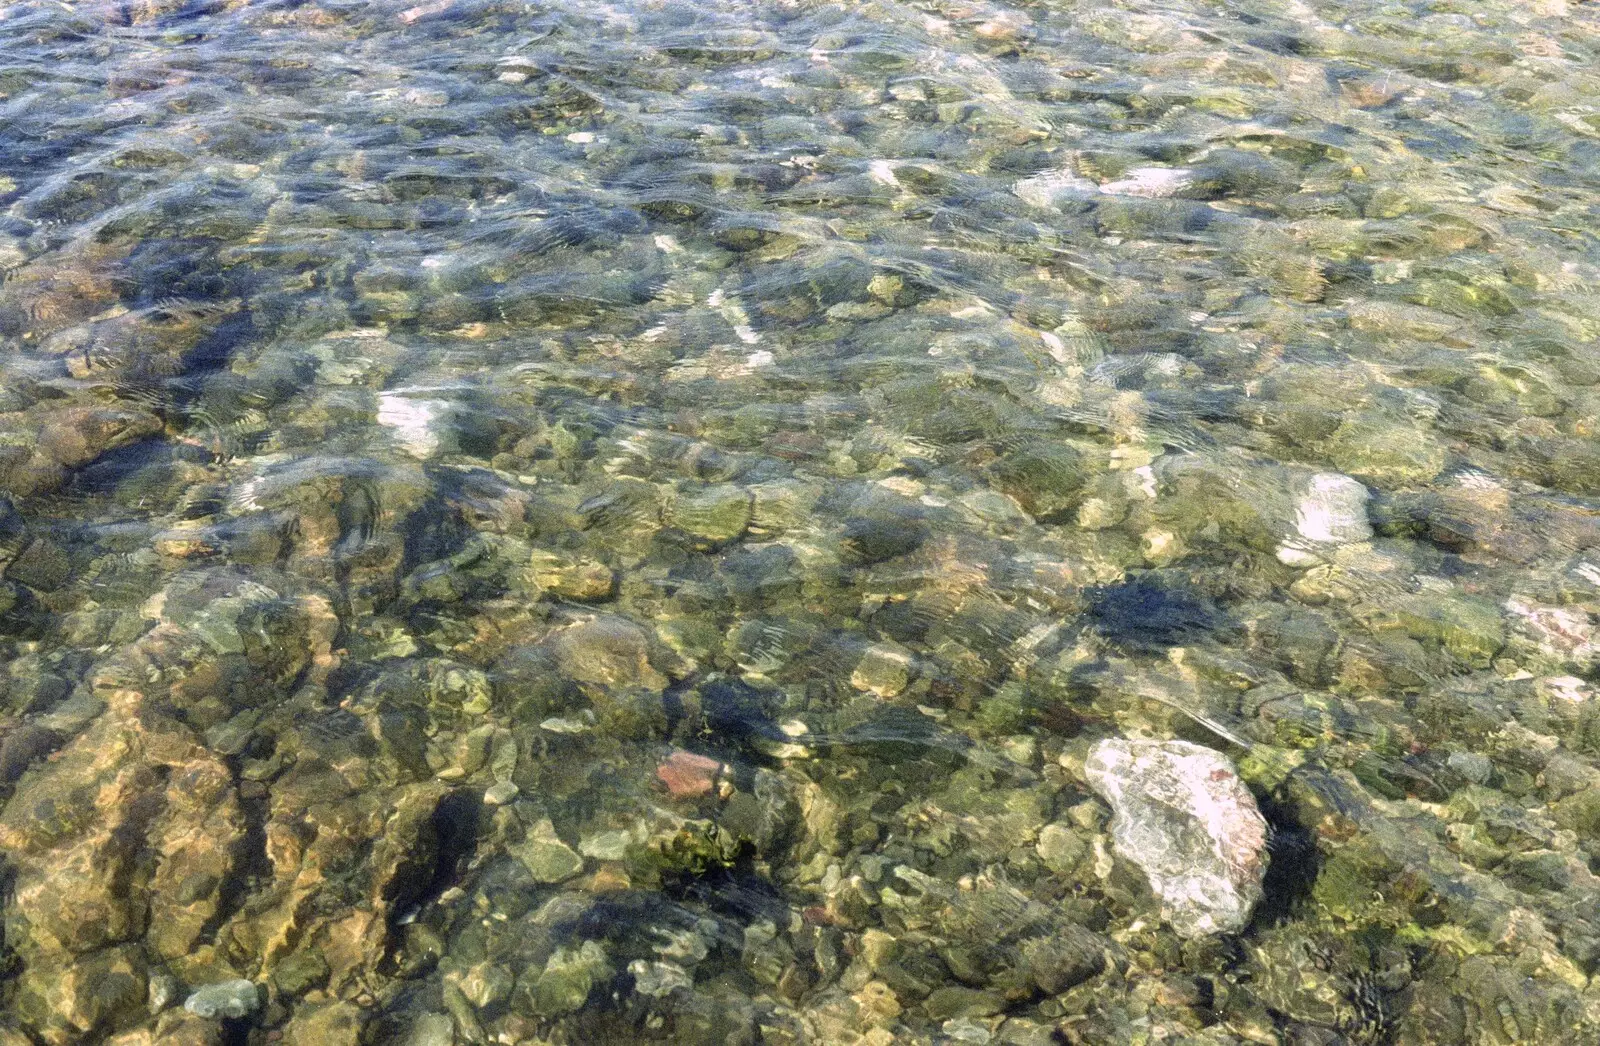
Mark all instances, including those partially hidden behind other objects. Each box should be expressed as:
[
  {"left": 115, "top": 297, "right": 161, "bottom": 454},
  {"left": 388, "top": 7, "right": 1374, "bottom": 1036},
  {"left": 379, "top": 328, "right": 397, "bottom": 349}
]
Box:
[{"left": 2, "top": 0, "right": 1600, "bottom": 1042}]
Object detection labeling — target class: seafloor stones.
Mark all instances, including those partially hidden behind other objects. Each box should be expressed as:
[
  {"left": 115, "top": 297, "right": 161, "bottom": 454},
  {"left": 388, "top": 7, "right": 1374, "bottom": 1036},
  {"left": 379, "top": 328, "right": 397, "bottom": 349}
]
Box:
[
  {"left": 549, "top": 614, "right": 667, "bottom": 691},
  {"left": 669, "top": 483, "right": 752, "bottom": 544},
  {"left": 526, "top": 548, "right": 614, "bottom": 601},
  {"left": 1294, "top": 472, "right": 1373, "bottom": 544},
  {"left": 1504, "top": 596, "right": 1599, "bottom": 670},
  {"left": 510, "top": 818, "right": 584, "bottom": 883},
  {"left": 628, "top": 959, "right": 694, "bottom": 998},
  {"left": 526, "top": 941, "right": 610, "bottom": 1016},
  {"left": 376, "top": 392, "right": 457, "bottom": 459},
  {"left": 401, "top": 1012, "right": 454, "bottom": 1046},
  {"left": 656, "top": 748, "right": 722, "bottom": 799},
  {"left": 183, "top": 979, "right": 261, "bottom": 1019},
  {"left": 1085, "top": 738, "right": 1268, "bottom": 937},
  {"left": 851, "top": 641, "right": 914, "bottom": 698}
]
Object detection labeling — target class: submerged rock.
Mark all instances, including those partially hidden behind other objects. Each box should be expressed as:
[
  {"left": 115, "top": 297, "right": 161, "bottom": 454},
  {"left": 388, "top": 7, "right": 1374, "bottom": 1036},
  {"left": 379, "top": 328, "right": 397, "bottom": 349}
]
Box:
[
  {"left": 1279, "top": 471, "right": 1374, "bottom": 565},
  {"left": 668, "top": 483, "right": 752, "bottom": 545},
  {"left": 1085, "top": 738, "right": 1268, "bottom": 936},
  {"left": 183, "top": 979, "right": 260, "bottom": 1020},
  {"left": 1504, "top": 597, "right": 1599, "bottom": 671},
  {"left": 1293, "top": 472, "right": 1373, "bottom": 544},
  {"left": 549, "top": 614, "right": 667, "bottom": 691},
  {"left": 510, "top": 818, "right": 585, "bottom": 884},
  {"left": 850, "top": 642, "right": 914, "bottom": 698},
  {"left": 656, "top": 748, "right": 722, "bottom": 799}
]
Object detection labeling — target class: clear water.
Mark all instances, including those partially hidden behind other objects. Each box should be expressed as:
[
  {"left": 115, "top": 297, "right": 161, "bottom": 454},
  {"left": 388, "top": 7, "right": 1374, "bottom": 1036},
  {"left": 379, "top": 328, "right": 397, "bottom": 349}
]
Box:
[{"left": 2, "top": 0, "right": 1600, "bottom": 1042}]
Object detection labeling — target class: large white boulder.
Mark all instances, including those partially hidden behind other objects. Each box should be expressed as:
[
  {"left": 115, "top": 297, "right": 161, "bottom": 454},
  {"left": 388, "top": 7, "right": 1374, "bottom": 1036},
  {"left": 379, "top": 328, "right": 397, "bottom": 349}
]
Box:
[
  {"left": 1293, "top": 472, "right": 1373, "bottom": 544},
  {"left": 1085, "top": 738, "right": 1269, "bottom": 937}
]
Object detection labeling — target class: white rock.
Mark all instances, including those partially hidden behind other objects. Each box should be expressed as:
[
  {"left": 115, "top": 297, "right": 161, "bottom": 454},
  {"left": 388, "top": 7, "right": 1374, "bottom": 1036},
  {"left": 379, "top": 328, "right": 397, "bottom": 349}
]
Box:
[
  {"left": 148, "top": 972, "right": 178, "bottom": 1014},
  {"left": 1085, "top": 739, "right": 1268, "bottom": 937},
  {"left": 1275, "top": 544, "right": 1325, "bottom": 568},
  {"left": 183, "top": 979, "right": 261, "bottom": 1019},
  {"left": 483, "top": 780, "right": 520, "bottom": 805},
  {"left": 1540, "top": 675, "right": 1592, "bottom": 704},
  {"left": 1098, "top": 167, "right": 1193, "bottom": 198},
  {"left": 1013, "top": 167, "right": 1097, "bottom": 208},
  {"left": 1293, "top": 472, "right": 1373, "bottom": 544},
  {"left": 1506, "top": 597, "right": 1599, "bottom": 669},
  {"left": 868, "top": 159, "right": 899, "bottom": 187},
  {"left": 376, "top": 392, "right": 454, "bottom": 459},
  {"left": 628, "top": 959, "right": 693, "bottom": 998}
]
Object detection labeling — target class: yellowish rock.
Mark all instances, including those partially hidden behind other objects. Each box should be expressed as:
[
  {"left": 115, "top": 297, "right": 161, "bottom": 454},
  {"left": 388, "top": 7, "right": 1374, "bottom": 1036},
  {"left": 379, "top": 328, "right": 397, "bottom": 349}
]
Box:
[{"left": 851, "top": 642, "right": 914, "bottom": 698}]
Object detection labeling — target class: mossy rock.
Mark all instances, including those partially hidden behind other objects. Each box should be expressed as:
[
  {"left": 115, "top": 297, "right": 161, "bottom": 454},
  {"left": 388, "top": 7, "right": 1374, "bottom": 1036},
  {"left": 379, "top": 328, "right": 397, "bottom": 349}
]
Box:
[
  {"left": 668, "top": 483, "right": 752, "bottom": 545},
  {"left": 1386, "top": 595, "right": 1504, "bottom": 667},
  {"left": 1323, "top": 416, "right": 1447, "bottom": 488},
  {"left": 988, "top": 444, "right": 1085, "bottom": 521}
]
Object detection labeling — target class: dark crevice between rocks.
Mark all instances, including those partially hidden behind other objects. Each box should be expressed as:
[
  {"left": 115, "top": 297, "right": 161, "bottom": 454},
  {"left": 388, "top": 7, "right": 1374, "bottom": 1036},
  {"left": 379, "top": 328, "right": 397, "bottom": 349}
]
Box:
[
  {"left": 0, "top": 723, "right": 65, "bottom": 786},
  {"left": 385, "top": 789, "right": 481, "bottom": 949},
  {"left": 1346, "top": 968, "right": 1403, "bottom": 1046},
  {"left": 219, "top": 1017, "right": 254, "bottom": 1046},
  {"left": 424, "top": 789, "right": 482, "bottom": 900},
  {"left": 1252, "top": 793, "right": 1321, "bottom": 927},
  {"left": 177, "top": 307, "right": 256, "bottom": 378},
  {"left": 399, "top": 490, "right": 471, "bottom": 579},
  {"left": 694, "top": 676, "right": 786, "bottom": 773},
  {"left": 663, "top": 848, "right": 789, "bottom": 930},
  {"left": 1086, "top": 572, "right": 1237, "bottom": 653},
  {"left": 335, "top": 477, "right": 382, "bottom": 555},
  {"left": 202, "top": 771, "right": 273, "bottom": 948},
  {"left": 661, "top": 674, "right": 692, "bottom": 738},
  {"left": 115, "top": 765, "right": 172, "bottom": 904},
  {"left": 66, "top": 440, "right": 209, "bottom": 499},
  {"left": 0, "top": 860, "right": 18, "bottom": 993}
]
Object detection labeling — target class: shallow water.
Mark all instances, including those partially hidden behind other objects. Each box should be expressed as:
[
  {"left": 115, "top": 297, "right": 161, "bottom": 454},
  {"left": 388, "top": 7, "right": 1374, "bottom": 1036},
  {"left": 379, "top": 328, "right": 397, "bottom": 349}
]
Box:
[{"left": 2, "top": 0, "right": 1600, "bottom": 1042}]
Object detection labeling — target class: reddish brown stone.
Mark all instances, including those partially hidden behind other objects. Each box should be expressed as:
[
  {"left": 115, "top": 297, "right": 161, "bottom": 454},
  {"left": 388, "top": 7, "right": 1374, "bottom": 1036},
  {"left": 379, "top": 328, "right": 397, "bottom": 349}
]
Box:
[{"left": 654, "top": 749, "right": 721, "bottom": 799}]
